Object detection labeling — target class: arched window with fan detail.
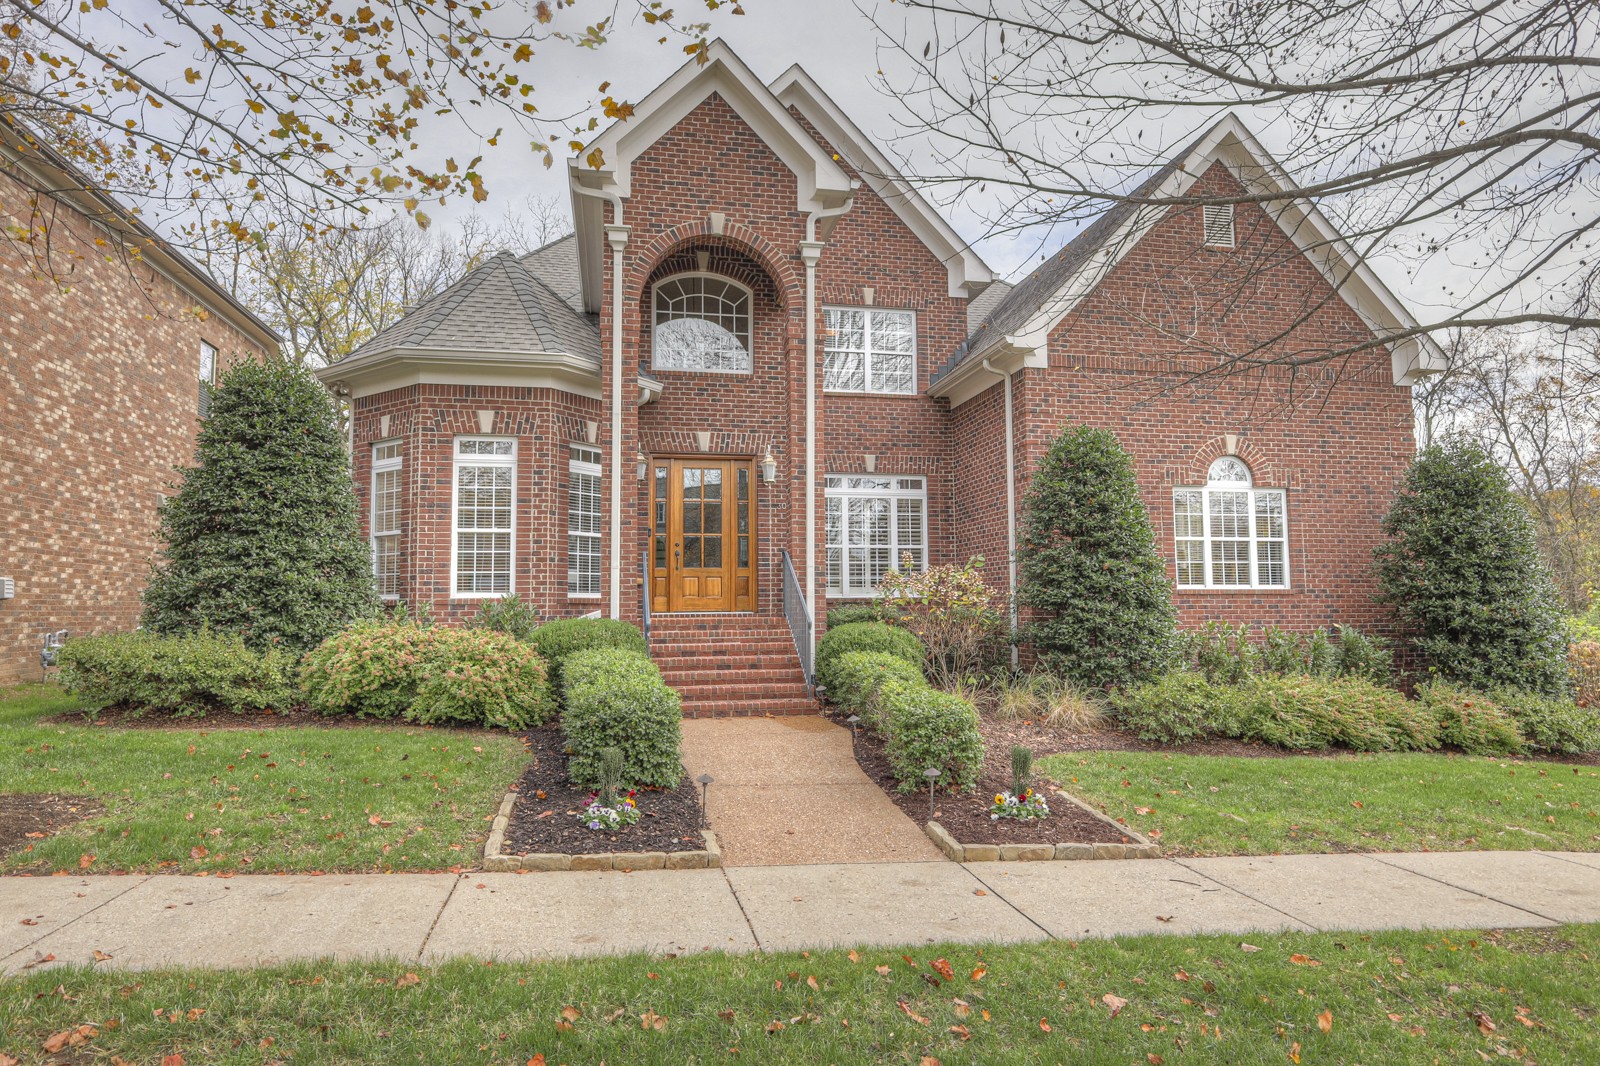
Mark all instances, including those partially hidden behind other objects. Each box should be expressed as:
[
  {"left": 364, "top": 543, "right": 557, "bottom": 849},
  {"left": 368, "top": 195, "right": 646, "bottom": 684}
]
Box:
[
  {"left": 1172, "top": 457, "right": 1289, "bottom": 589},
  {"left": 651, "top": 274, "right": 753, "bottom": 374}
]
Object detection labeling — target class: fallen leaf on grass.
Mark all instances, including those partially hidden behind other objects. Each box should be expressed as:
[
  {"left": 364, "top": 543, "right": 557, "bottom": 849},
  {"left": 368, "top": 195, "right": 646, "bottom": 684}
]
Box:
[
  {"left": 161, "top": 1056, "right": 184, "bottom": 1066},
  {"left": 560, "top": 1006, "right": 581, "bottom": 1023},
  {"left": 952, "top": 998, "right": 971, "bottom": 1019},
  {"left": 42, "top": 1025, "right": 97, "bottom": 1053},
  {"left": 874, "top": 965, "right": 891, "bottom": 976},
  {"left": 717, "top": 1010, "right": 735, "bottom": 1023},
  {"left": 1317, "top": 1010, "right": 1333, "bottom": 1034},
  {"left": 78, "top": 854, "right": 95, "bottom": 869},
  {"left": 970, "top": 965, "right": 987, "bottom": 981},
  {"left": 1288, "top": 1042, "right": 1301, "bottom": 1064},
  {"left": 640, "top": 1010, "right": 667, "bottom": 1031},
  {"left": 765, "top": 1020, "right": 784, "bottom": 1035},
  {"left": 1102, "top": 993, "right": 1128, "bottom": 1017},
  {"left": 1472, "top": 1010, "right": 1496, "bottom": 1035},
  {"left": 1147, "top": 1055, "right": 1164, "bottom": 1065},
  {"left": 21, "top": 952, "right": 54, "bottom": 970},
  {"left": 1513, "top": 1006, "right": 1541, "bottom": 1028},
  {"left": 0, "top": 1051, "right": 19, "bottom": 1066},
  {"left": 931, "top": 958, "right": 955, "bottom": 982},
  {"left": 527, "top": 1055, "right": 546, "bottom": 1066},
  {"left": 921, "top": 1056, "right": 942, "bottom": 1065},
  {"left": 1239, "top": 943, "right": 1260, "bottom": 953},
  {"left": 949, "top": 1024, "right": 971, "bottom": 1040},
  {"left": 847, "top": 950, "right": 860, "bottom": 964},
  {"left": 1289, "top": 954, "right": 1321, "bottom": 967},
  {"left": 897, "top": 999, "right": 930, "bottom": 1026},
  {"left": 1038, "top": 1017, "right": 1052, "bottom": 1032},
  {"left": 395, "top": 973, "right": 420, "bottom": 988}
]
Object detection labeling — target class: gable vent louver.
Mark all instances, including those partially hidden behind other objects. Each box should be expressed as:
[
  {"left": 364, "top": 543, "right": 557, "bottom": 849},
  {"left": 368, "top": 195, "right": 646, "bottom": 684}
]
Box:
[{"left": 1203, "top": 204, "right": 1236, "bottom": 248}]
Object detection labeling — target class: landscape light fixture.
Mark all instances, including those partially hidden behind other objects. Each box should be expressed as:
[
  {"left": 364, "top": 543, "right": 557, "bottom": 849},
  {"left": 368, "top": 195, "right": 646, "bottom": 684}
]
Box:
[
  {"left": 846, "top": 714, "right": 861, "bottom": 741},
  {"left": 923, "top": 766, "right": 942, "bottom": 819},
  {"left": 696, "top": 773, "right": 714, "bottom": 828}
]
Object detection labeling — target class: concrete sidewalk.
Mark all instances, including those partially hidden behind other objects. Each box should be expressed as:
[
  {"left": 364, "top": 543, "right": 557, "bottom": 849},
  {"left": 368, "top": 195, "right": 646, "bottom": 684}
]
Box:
[{"left": 2, "top": 851, "right": 1597, "bottom": 973}]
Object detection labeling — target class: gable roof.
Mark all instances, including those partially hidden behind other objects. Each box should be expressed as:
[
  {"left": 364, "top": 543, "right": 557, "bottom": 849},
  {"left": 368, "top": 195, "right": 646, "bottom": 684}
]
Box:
[
  {"left": 346, "top": 249, "right": 599, "bottom": 364},
  {"left": 769, "top": 65, "right": 993, "bottom": 299},
  {"left": 570, "top": 40, "right": 858, "bottom": 313},
  {"left": 934, "top": 114, "right": 1447, "bottom": 400}
]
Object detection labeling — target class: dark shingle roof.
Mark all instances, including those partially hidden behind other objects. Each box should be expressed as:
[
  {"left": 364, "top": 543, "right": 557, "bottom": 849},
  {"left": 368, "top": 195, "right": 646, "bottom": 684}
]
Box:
[
  {"left": 347, "top": 245, "right": 599, "bottom": 363},
  {"left": 520, "top": 233, "right": 585, "bottom": 316},
  {"left": 965, "top": 280, "right": 1012, "bottom": 334}
]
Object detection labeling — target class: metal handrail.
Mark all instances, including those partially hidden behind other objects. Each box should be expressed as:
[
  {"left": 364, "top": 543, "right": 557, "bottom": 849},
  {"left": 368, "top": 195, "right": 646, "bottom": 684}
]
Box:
[
  {"left": 780, "top": 549, "right": 814, "bottom": 692},
  {"left": 641, "top": 549, "right": 651, "bottom": 650}
]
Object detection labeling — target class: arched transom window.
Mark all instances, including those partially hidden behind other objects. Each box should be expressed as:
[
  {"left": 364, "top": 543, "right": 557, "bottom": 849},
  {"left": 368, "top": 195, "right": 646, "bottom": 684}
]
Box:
[
  {"left": 1172, "top": 457, "right": 1289, "bottom": 589},
  {"left": 652, "top": 274, "right": 752, "bottom": 374}
]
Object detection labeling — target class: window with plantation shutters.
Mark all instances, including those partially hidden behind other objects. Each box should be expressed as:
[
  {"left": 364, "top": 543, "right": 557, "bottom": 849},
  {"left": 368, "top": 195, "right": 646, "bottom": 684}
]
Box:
[
  {"left": 1173, "top": 457, "right": 1288, "bottom": 589},
  {"left": 1202, "top": 204, "right": 1236, "bottom": 248},
  {"left": 371, "top": 441, "right": 403, "bottom": 599},
  {"left": 198, "top": 340, "right": 218, "bottom": 417},
  {"left": 824, "top": 475, "right": 927, "bottom": 597},
  {"left": 567, "top": 445, "right": 602, "bottom": 597},
  {"left": 452, "top": 437, "right": 515, "bottom": 596}
]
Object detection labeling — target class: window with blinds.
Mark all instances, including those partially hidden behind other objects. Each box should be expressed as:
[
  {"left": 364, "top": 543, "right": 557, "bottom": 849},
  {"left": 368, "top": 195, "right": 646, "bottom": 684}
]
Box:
[
  {"left": 1173, "top": 457, "right": 1288, "bottom": 589},
  {"left": 452, "top": 437, "right": 515, "bottom": 596},
  {"left": 567, "top": 445, "right": 602, "bottom": 597},
  {"left": 370, "top": 440, "right": 403, "bottom": 599}
]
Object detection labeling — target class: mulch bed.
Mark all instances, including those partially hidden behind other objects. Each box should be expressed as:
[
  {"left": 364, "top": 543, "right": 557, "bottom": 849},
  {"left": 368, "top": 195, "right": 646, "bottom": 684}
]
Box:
[
  {"left": 500, "top": 725, "right": 706, "bottom": 856},
  {"left": 847, "top": 726, "right": 1129, "bottom": 847},
  {"left": 0, "top": 794, "right": 102, "bottom": 859}
]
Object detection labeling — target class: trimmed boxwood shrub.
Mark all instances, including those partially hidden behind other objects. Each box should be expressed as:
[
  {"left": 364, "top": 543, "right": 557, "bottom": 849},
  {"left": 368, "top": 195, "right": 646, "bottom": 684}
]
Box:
[
  {"left": 825, "top": 651, "right": 925, "bottom": 726},
  {"left": 57, "top": 630, "right": 293, "bottom": 716},
  {"left": 1108, "top": 672, "right": 1241, "bottom": 744},
  {"left": 529, "top": 618, "right": 647, "bottom": 696},
  {"left": 1488, "top": 687, "right": 1600, "bottom": 755},
  {"left": 825, "top": 603, "right": 881, "bottom": 629},
  {"left": 876, "top": 678, "right": 984, "bottom": 794},
  {"left": 299, "top": 620, "right": 551, "bottom": 729},
  {"left": 1413, "top": 683, "right": 1526, "bottom": 755},
  {"left": 815, "top": 622, "right": 924, "bottom": 695},
  {"left": 562, "top": 647, "right": 682, "bottom": 790}
]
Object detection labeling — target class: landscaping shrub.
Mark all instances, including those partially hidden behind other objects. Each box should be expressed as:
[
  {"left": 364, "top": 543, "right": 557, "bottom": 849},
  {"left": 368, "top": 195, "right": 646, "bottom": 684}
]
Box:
[
  {"left": 562, "top": 647, "right": 682, "bottom": 790},
  {"left": 1232, "top": 676, "right": 1438, "bottom": 752},
  {"left": 995, "top": 672, "right": 1106, "bottom": 729},
  {"left": 529, "top": 618, "right": 647, "bottom": 695},
  {"left": 815, "top": 622, "right": 925, "bottom": 695},
  {"left": 1185, "top": 622, "right": 1392, "bottom": 684},
  {"left": 1569, "top": 640, "right": 1600, "bottom": 708},
  {"left": 142, "top": 359, "right": 375, "bottom": 653},
  {"left": 825, "top": 603, "right": 881, "bottom": 629},
  {"left": 1108, "top": 672, "right": 1241, "bottom": 744},
  {"left": 1488, "top": 687, "right": 1600, "bottom": 755},
  {"left": 1018, "top": 425, "right": 1176, "bottom": 687},
  {"left": 1413, "top": 682, "right": 1526, "bottom": 755},
  {"left": 466, "top": 594, "right": 541, "bottom": 642},
  {"left": 299, "top": 619, "right": 551, "bottom": 728},
  {"left": 876, "top": 678, "right": 984, "bottom": 794},
  {"left": 824, "top": 651, "right": 925, "bottom": 726},
  {"left": 57, "top": 630, "right": 294, "bottom": 716},
  {"left": 876, "top": 556, "right": 1006, "bottom": 687},
  {"left": 1375, "top": 439, "right": 1570, "bottom": 696}
]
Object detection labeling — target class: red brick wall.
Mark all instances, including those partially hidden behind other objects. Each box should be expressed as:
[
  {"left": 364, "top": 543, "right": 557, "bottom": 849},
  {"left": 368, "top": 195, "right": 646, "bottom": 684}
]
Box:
[
  {"left": 1004, "top": 161, "right": 1416, "bottom": 634},
  {"left": 350, "top": 384, "right": 604, "bottom": 625},
  {"left": 0, "top": 167, "right": 266, "bottom": 683}
]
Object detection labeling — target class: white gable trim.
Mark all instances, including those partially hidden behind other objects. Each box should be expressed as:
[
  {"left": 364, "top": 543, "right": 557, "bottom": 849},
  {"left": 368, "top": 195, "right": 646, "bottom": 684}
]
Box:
[
  {"left": 770, "top": 65, "right": 993, "bottom": 299},
  {"left": 952, "top": 114, "right": 1447, "bottom": 393}
]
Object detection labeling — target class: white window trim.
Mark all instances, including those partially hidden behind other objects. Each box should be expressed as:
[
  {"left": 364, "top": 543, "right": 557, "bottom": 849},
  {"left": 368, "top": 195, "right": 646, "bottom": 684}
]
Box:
[
  {"left": 199, "top": 340, "right": 218, "bottom": 383},
  {"left": 450, "top": 436, "right": 517, "bottom": 599},
  {"left": 822, "top": 305, "right": 919, "bottom": 396},
  {"left": 1173, "top": 483, "right": 1291, "bottom": 590},
  {"left": 651, "top": 271, "right": 755, "bottom": 375},
  {"left": 370, "top": 440, "right": 403, "bottom": 601},
  {"left": 567, "top": 445, "right": 603, "bottom": 599},
  {"left": 824, "top": 473, "right": 929, "bottom": 599}
]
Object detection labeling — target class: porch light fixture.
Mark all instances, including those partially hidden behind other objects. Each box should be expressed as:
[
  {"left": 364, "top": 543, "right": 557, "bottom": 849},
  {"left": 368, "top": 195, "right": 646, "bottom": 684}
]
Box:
[
  {"left": 697, "top": 773, "right": 714, "bottom": 828},
  {"left": 923, "top": 766, "right": 942, "bottom": 819},
  {"left": 636, "top": 452, "right": 648, "bottom": 481},
  {"left": 761, "top": 449, "right": 777, "bottom": 483}
]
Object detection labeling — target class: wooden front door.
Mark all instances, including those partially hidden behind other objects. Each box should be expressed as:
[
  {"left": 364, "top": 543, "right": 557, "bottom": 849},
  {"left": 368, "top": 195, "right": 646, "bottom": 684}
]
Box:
[{"left": 649, "top": 458, "right": 755, "bottom": 613}]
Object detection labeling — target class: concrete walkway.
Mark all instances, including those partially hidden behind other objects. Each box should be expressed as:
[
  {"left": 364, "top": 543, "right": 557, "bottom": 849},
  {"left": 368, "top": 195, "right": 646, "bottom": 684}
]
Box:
[
  {"left": 3, "top": 851, "right": 1598, "bottom": 973},
  {"left": 680, "top": 716, "right": 942, "bottom": 866}
]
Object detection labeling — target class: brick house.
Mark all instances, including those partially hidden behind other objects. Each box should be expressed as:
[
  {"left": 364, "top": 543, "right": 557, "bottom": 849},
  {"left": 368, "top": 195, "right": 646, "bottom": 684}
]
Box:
[
  {"left": 316, "top": 43, "right": 1444, "bottom": 714},
  {"left": 0, "top": 121, "right": 278, "bottom": 685}
]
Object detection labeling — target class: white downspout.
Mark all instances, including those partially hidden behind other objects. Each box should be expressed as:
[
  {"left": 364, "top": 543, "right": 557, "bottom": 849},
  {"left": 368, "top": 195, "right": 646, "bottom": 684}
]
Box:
[
  {"left": 800, "top": 198, "right": 850, "bottom": 651},
  {"left": 982, "top": 357, "right": 1019, "bottom": 668}
]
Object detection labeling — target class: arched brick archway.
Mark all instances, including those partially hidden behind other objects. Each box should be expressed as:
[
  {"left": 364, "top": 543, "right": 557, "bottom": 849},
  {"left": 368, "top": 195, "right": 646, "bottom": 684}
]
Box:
[{"left": 1184, "top": 435, "right": 1281, "bottom": 487}]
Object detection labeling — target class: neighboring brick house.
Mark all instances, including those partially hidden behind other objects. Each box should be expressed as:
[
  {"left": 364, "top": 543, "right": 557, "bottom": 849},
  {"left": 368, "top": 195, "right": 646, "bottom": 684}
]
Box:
[
  {"left": 317, "top": 42, "right": 1443, "bottom": 714},
  {"left": 0, "top": 121, "right": 278, "bottom": 684}
]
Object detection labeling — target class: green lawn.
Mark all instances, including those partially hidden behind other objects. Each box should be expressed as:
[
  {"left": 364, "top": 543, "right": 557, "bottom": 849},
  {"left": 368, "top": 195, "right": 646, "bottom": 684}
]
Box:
[
  {"left": 2, "top": 925, "right": 1596, "bottom": 1064},
  {"left": 1043, "top": 750, "right": 1600, "bottom": 856},
  {"left": 0, "top": 684, "right": 526, "bottom": 874}
]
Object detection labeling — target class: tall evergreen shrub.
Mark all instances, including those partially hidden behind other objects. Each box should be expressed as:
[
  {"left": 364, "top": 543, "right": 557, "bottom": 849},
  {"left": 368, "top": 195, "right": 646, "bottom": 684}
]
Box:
[
  {"left": 1374, "top": 439, "right": 1570, "bottom": 696},
  {"left": 1018, "top": 425, "right": 1176, "bottom": 687},
  {"left": 142, "top": 359, "right": 375, "bottom": 652}
]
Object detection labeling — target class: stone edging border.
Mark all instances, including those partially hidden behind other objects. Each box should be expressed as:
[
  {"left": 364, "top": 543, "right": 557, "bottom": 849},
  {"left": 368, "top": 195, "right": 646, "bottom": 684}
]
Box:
[
  {"left": 482, "top": 792, "right": 722, "bottom": 872},
  {"left": 924, "top": 790, "right": 1161, "bottom": 863}
]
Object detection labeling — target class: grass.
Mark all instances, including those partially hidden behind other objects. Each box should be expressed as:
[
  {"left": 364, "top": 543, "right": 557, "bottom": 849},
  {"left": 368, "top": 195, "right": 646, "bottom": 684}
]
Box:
[
  {"left": 0, "top": 683, "right": 526, "bottom": 874},
  {"left": 1, "top": 925, "right": 1596, "bottom": 1063},
  {"left": 1042, "top": 750, "right": 1600, "bottom": 856}
]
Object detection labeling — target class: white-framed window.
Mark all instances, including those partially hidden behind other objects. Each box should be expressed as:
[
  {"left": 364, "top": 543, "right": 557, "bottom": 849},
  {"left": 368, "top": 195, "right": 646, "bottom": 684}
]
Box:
[
  {"left": 567, "top": 445, "right": 602, "bottom": 598},
  {"left": 825, "top": 474, "right": 927, "bottom": 597},
  {"left": 452, "top": 437, "right": 515, "bottom": 597},
  {"left": 198, "top": 340, "right": 218, "bottom": 417},
  {"left": 370, "top": 440, "right": 403, "bottom": 600},
  {"left": 652, "top": 273, "right": 753, "bottom": 373},
  {"left": 1173, "top": 457, "right": 1288, "bottom": 589},
  {"left": 1202, "top": 204, "right": 1236, "bottom": 248},
  {"left": 823, "top": 307, "right": 917, "bottom": 394}
]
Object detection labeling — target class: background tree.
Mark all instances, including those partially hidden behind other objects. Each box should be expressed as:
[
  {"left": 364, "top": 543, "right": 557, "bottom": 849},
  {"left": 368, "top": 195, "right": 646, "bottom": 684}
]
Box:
[
  {"left": 876, "top": 0, "right": 1600, "bottom": 370},
  {"left": 1414, "top": 329, "right": 1600, "bottom": 613},
  {"left": 1374, "top": 439, "right": 1571, "bottom": 696},
  {"left": 142, "top": 359, "right": 376, "bottom": 653},
  {"left": 1018, "top": 425, "right": 1176, "bottom": 687}
]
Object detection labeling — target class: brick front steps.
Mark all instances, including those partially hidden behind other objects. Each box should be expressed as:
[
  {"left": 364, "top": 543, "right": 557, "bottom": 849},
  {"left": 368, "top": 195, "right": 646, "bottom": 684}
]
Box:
[{"left": 649, "top": 614, "right": 817, "bottom": 718}]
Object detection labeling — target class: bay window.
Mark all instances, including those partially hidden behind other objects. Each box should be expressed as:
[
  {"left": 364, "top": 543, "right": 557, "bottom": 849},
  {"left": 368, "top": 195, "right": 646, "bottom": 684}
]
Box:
[
  {"left": 1173, "top": 457, "right": 1288, "bottom": 589},
  {"left": 825, "top": 475, "right": 927, "bottom": 596}
]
